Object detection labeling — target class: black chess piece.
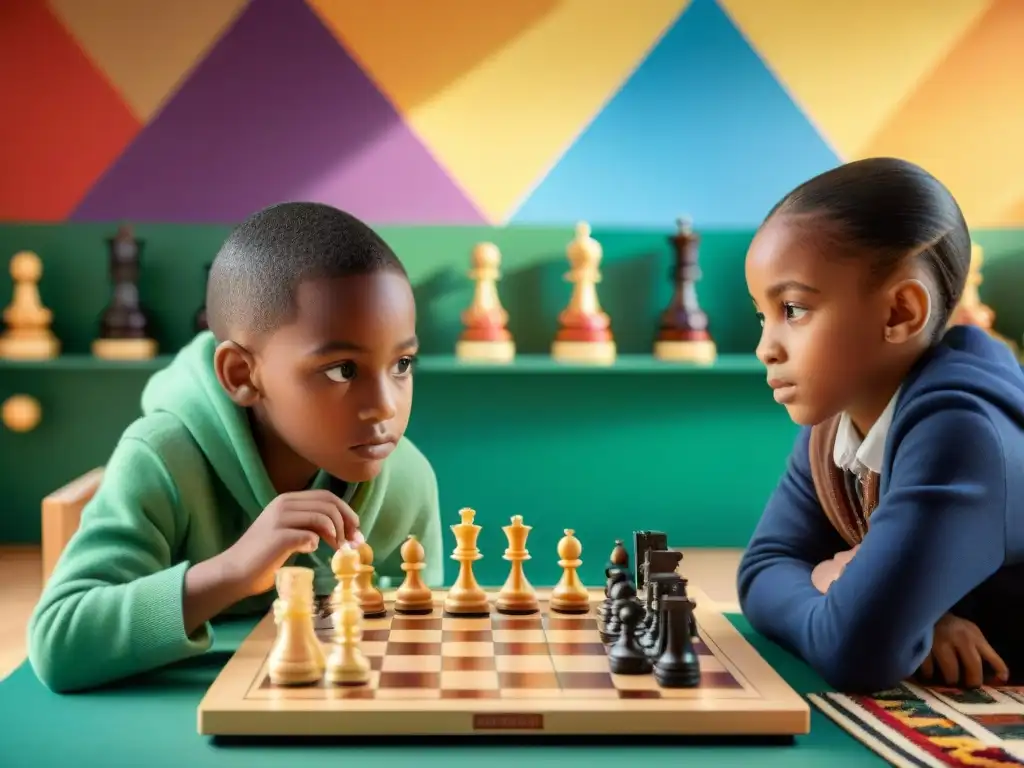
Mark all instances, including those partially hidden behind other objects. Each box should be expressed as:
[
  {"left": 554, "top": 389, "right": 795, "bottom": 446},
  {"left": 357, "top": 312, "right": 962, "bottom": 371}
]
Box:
[
  {"left": 653, "top": 596, "right": 701, "bottom": 688},
  {"left": 98, "top": 224, "right": 151, "bottom": 341},
  {"left": 599, "top": 568, "right": 629, "bottom": 622},
  {"left": 601, "top": 579, "right": 636, "bottom": 642},
  {"left": 632, "top": 530, "right": 668, "bottom": 588},
  {"left": 641, "top": 580, "right": 666, "bottom": 654},
  {"left": 607, "top": 599, "right": 653, "bottom": 675}
]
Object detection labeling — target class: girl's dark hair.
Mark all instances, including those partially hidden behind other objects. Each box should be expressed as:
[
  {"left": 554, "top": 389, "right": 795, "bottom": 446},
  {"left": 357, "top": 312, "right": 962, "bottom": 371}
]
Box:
[{"left": 766, "top": 157, "right": 972, "bottom": 339}]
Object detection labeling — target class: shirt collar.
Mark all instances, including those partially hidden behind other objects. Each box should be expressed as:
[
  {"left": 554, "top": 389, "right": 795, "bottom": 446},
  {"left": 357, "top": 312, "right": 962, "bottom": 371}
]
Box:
[{"left": 833, "top": 389, "right": 900, "bottom": 475}]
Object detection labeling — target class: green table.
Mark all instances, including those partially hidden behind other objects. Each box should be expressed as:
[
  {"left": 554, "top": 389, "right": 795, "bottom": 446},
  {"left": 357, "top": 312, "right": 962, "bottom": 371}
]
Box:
[{"left": 0, "top": 615, "right": 883, "bottom": 767}]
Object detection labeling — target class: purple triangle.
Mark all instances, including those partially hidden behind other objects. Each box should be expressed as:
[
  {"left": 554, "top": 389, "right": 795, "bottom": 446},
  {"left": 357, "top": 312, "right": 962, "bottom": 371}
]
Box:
[{"left": 71, "top": 0, "right": 485, "bottom": 224}]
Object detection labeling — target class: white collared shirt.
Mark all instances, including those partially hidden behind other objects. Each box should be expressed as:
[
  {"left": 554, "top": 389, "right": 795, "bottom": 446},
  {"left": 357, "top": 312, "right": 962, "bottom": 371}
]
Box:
[{"left": 833, "top": 390, "right": 900, "bottom": 477}]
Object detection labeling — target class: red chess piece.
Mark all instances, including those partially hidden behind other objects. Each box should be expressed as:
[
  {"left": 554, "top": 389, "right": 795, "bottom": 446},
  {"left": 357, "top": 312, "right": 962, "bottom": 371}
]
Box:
[
  {"left": 455, "top": 243, "right": 515, "bottom": 363},
  {"left": 551, "top": 222, "right": 616, "bottom": 364}
]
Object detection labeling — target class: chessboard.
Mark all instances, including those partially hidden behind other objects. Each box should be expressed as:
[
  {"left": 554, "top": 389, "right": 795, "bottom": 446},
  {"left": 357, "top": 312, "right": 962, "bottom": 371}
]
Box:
[{"left": 197, "top": 515, "right": 809, "bottom": 738}]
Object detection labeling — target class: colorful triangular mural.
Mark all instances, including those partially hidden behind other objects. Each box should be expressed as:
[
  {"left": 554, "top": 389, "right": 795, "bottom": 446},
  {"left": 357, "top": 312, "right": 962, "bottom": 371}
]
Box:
[
  {"left": 70, "top": 0, "right": 484, "bottom": 224},
  {"left": 509, "top": 0, "right": 841, "bottom": 228},
  {"left": 0, "top": 0, "right": 1019, "bottom": 227}
]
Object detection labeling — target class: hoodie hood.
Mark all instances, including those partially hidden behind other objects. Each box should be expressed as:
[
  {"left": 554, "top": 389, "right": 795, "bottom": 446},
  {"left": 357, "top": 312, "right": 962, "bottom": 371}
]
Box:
[
  {"left": 140, "top": 331, "right": 278, "bottom": 520},
  {"left": 903, "top": 324, "right": 1024, "bottom": 427}
]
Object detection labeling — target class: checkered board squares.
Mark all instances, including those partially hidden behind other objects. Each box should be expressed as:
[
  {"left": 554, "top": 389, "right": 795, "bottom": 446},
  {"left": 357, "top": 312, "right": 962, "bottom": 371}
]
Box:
[
  {"left": 254, "top": 610, "right": 740, "bottom": 700},
  {"left": 197, "top": 587, "right": 811, "bottom": 737}
]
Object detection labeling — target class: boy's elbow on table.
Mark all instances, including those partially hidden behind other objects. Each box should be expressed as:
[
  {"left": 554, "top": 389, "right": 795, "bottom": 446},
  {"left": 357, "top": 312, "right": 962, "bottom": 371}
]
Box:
[{"left": 27, "top": 594, "right": 98, "bottom": 694}]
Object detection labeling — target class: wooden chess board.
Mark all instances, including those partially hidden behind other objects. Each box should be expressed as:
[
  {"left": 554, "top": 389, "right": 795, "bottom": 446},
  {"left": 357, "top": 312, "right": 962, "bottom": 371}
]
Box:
[{"left": 197, "top": 586, "right": 809, "bottom": 737}]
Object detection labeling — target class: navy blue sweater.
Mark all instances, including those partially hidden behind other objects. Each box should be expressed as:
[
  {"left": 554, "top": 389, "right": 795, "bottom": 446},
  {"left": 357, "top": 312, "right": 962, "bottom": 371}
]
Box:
[{"left": 737, "top": 325, "right": 1024, "bottom": 693}]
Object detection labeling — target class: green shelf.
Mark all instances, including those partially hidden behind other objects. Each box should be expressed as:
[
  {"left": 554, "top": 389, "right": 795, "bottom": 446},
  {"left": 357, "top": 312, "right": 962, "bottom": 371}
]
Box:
[{"left": 0, "top": 352, "right": 763, "bottom": 374}]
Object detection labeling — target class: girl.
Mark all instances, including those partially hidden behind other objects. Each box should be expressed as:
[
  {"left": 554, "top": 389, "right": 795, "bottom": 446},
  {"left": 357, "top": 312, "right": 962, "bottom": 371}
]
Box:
[{"left": 737, "top": 157, "right": 1024, "bottom": 693}]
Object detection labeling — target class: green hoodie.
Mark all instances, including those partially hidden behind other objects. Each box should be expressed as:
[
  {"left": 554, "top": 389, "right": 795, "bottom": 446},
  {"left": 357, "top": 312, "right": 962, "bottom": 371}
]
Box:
[{"left": 27, "top": 331, "right": 444, "bottom": 693}]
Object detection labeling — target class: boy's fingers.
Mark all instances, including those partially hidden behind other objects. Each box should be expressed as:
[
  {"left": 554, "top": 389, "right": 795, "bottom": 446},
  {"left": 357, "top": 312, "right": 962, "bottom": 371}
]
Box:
[
  {"left": 280, "top": 509, "right": 339, "bottom": 549},
  {"left": 298, "top": 491, "right": 363, "bottom": 544},
  {"left": 280, "top": 529, "right": 319, "bottom": 555}
]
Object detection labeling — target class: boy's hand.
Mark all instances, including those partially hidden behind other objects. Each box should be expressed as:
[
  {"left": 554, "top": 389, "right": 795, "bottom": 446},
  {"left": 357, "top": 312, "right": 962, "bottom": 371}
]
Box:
[
  {"left": 811, "top": 545, "right": 858, "bottom": 593},
  {"left": 917, "top": 613, "right": 1009, "bottom": 689},
  {"left": 224, "top": 489, "right": 362, "bottom": 596}
]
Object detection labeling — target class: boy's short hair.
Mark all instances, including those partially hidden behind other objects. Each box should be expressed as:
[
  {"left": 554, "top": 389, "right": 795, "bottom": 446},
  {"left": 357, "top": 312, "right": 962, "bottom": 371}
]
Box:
[{"left": 206, "top": 202, "right": 406, "bottom": 339}]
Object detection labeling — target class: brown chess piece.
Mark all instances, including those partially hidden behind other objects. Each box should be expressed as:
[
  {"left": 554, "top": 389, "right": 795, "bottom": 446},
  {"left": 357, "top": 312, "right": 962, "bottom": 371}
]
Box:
[
  {"left": 394, "top": 535, "right": 434, "bottom": 614},
  {"left": 654, "top": 217, "right": 716, "bottom": 364},
  {"left": 551, "top": 222, "right": 616, "bottom": 365},
  {"left": 610, "top": 539, "right": 628, "bottom": 569},
  {"left": 550, "top": 529, "right": 590, "bottom": 614},
  {"left": 92, "top": 224, "right": 158, "bottom": 360},
  {"left": 355, "top": 541, "right": 387, "bottom": 618},
  {"left": 0, "top": 251, "right": 60, "bottom": 360},
  {"left": 455, "top": 242, "right": 515, "bottom": 363},
  {"left": 495, "top": 515, "right": 539, "bottom": 614}
]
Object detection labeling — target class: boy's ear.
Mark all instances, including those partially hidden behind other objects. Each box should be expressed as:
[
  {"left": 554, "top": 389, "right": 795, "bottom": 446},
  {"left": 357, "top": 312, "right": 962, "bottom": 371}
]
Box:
[
  {"left": 884, "top": 278, "right": 932, "bottom": 343},
  {"left": 213, "top": 341, "right": 262, "bottom": 406}
]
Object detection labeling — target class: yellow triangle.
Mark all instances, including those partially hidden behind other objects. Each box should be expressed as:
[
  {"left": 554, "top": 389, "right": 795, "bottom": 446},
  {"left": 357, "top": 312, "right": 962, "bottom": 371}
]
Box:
[
  {"left": 859, "top": 0, "right": 1024, "bottom": 228},
  {"left": 718, "top": 0, "right": 993, "bottom": 158},
  {"left": 308, "top": 0, "right": 687, "bottom": 223},
  {"left": 47, "top": 0, "right": 248, "bottom": 121}
]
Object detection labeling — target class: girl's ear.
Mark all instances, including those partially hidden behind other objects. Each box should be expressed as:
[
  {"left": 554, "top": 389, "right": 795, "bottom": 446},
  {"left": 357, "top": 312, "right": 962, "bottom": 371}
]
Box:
[{"left": 884, "top": 278, "right": 932, "bottom": 343}]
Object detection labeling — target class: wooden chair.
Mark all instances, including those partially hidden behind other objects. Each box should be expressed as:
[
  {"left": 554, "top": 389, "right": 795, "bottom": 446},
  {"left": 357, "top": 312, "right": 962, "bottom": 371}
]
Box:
[{"left": 40, "top": 468, "right": 103, "bottom": 584}]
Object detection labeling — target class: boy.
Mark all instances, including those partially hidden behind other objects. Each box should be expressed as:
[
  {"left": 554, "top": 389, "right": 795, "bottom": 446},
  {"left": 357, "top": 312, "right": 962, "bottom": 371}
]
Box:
[{"left": 27, "top": 202, "right": 444, "bottom": 693}]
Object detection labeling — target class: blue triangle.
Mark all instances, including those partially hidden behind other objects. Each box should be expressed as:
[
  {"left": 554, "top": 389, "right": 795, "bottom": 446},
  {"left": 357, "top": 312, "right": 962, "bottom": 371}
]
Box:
[{"left": 509, "top": 0, "right": 841, "bottom": 228}]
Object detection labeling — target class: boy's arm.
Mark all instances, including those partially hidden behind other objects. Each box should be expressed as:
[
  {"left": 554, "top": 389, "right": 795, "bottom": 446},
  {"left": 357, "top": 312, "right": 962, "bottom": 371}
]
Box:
[
  {"left": 743, "top": 404, "right": 1007, "bottom": 693},
  {"left": 737, "top": 428, "right": 851, "bottom": 659},
  {"left": 27, "top": 437, "right": 212, "bottom": 692}
]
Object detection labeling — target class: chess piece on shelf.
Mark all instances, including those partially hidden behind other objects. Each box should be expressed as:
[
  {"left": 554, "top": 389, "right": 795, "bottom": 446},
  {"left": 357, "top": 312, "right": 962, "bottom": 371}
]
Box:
[
  {"left": 455, "top": 242, "right": 515, "bottom": 363},
  {"left": 550, "top": 528, "right": 589, "bottom": 614},
  {"left": 394, "top": 535, "right": 434, "bottom": 614},
  {"left": 654, "top": 217, "right": 716, "bottom": 364},
  {"left": 0, "top": 251, "right": 60, "bottom": 360},
  {"left": 92, "top": 224, "right": 158, "bottom": 360},
  {"left": 443, "top": 507, "right": 490, "bottom": 616},
  {"left": 551, "top": 222, "right": 616, "bottom": 365},
  {"left": 325, "top": 546, "right": 371, "bottom": 685},
  {"left": 355, "top": 541, "right": 387, "bottom": 618},
  {"left": 268, "top": 566, "right": 324, "bottom": 685},
  {"left": 496, "top": 515, "right": 539, "bottom": 614}
]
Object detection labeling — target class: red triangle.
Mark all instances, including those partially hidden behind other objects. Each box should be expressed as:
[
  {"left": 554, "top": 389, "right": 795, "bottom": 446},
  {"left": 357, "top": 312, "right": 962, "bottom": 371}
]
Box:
[{"left": 0, "top": 0, "right": 140, "bottom": 221}]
